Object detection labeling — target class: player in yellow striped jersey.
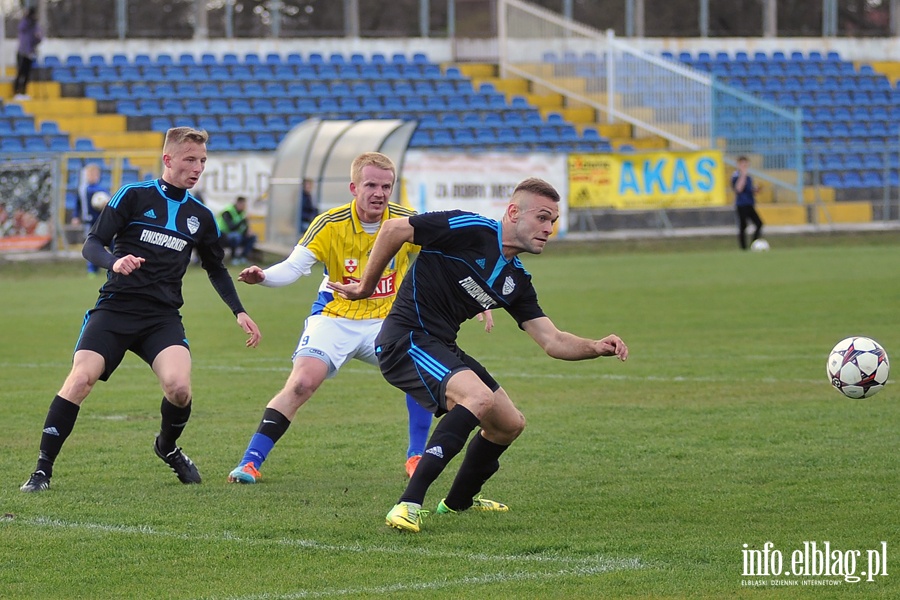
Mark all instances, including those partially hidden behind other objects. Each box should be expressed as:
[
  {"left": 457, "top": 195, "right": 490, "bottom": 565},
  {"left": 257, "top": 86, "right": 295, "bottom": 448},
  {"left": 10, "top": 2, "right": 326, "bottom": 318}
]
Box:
[{"left": 226, "top": 152, "right": 487, "bottom": 484}]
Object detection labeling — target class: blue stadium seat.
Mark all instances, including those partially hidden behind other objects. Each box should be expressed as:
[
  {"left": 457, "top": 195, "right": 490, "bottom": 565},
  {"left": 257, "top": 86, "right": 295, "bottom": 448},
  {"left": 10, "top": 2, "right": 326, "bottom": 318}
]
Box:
[
  {"left": 219, "top": 115, "right": 242, "bottom": 132},
  {"left": 250, "top": 98, "right": 275, "bottom": 114},
  {"left": 842, "top": 171, "right": 864, "bottom": 187},
  {"left": 231, "top": 65, "right": 253, "bottom": 80},
  {"left": 254, "top": 132, "right": 277, "bottom": 150},
  {"left": 150, "top": 117, "right": 172, "bottom": 132},
  {"left": 24, "top": 136, "right": 49, "bottom": 152},
  {"left": 84, "top": 83, "right": 106, "bottom": 100},
  {"left": 229, "top": 98, "right": 252, "bottom": 113},
  {"left": 274, "top": 98, "right": 296, "bottom": 113},
  {"left": 409, "top": 130, "right": 431, "bottom": 148},
  {"left": 250, "top": 64, "right": 274, "bottom": 79},
  {"left": 197, "top": 82, "right": 220, "bottom": 98},
  {"left": 38, "top": 121, "right": 60, "bottom": 135},
  {"left": 1, "top": 137, "right": 24, "bottom": 152},
  {"left": 49, "top": 135, "right": 70, "bottom": 151},
  {"left": 115, "top": 100, "right": 139, "bottom": 116},
  {"left": 431, "top": 130, "right": 453, "bottom": 146},
  {"left": 228, "top": 132, "right": 252, "bottom": 151},
  {"left": 264, "top": 114, "right": 288, "bottom": 132},
  {"left": 206, "top": 99, "right": 230, "bottom": 115},
  {"left": 242, "top": 115, "right": 264, "bottom": 130},
  {"left": 74, "top": 138, "right": 96, "bottom": 151},
  {"left": 208, "top": 65, "right": 230, "bottom": 81}
]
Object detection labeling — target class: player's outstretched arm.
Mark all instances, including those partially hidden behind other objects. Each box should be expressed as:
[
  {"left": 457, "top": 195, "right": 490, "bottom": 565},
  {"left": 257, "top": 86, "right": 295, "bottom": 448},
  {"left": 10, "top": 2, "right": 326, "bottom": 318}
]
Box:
[
  {"left": 522, "top": 316, "right": 627, "bottom": 361},
  {"left": 329, "top": 217, "right": 414, "bottom": 300},
  {"left": 239, "top": 245, "right": 318, "bottom": 288},
  {"left": 236, "top": 312, "right": 262, "bottom": 348}
]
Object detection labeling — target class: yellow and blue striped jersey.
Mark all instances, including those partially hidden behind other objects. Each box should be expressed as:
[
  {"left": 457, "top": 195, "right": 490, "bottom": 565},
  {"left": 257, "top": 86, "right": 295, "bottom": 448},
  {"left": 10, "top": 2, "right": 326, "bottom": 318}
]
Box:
[{"left": 299, "top": 200, "right": 418, "bottom": 320}]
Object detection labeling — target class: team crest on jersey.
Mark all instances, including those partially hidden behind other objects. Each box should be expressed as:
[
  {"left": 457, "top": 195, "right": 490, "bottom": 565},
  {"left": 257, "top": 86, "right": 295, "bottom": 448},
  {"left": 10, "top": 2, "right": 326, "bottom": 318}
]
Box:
[
  {"left": 502, "top": 275, "right": 515, "bottom": 295},
  {"left": 187, "top": 216, "right": 200, "bottom": 234},
  {"left": 344, "top": 258, "right": 358, "bottom": 274}
]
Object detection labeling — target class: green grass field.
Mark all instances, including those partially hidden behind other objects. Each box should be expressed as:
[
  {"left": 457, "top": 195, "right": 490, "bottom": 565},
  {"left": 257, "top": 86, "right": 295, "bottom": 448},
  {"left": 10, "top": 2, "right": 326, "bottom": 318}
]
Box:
[{"left": 1, "top": 233, "right": 898, "bottom": 599}]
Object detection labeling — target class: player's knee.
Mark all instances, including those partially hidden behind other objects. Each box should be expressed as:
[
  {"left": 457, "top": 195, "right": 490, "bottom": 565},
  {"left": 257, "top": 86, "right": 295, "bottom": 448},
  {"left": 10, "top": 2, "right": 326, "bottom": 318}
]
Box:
[
  {"left": 511, "top": 410, "right": 526, "bottom": 437},
  {"left": 162, "top": 381, "right": 192, "bottom": 406},
  {"left": 498, "top": 410, "right": 525, "bottom": 441},
  {"left": 62, "top": 369, "right": 98, "bottom": 400},
  {"left": 284, "top": 371, "right": 322, "bottom": 405}
]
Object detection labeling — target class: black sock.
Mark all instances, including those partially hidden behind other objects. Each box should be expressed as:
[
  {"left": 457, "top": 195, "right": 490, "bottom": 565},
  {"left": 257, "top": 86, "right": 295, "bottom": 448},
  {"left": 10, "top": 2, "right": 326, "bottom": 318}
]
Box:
[
  {"left": 156, "top": 397, "right": 191, "bottom": 454},
  {"left": 400, "top": 405, "right": 480, "bottom": 505},
  {"left": 443, "top": 431, "right": 509, "bottom": 511},
  {"left": 256, "top": 407, "right": 291, "bottom": 443},
  {"left": 35, "top": 395, "right": 81, "bottom": 477}
]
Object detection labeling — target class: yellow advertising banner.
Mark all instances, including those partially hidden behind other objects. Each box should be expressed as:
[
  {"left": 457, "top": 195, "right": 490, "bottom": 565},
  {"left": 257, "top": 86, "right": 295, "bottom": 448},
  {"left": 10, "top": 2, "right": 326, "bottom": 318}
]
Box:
[{"left": 568, "top": 150, "right": 728, "bottom": 209}]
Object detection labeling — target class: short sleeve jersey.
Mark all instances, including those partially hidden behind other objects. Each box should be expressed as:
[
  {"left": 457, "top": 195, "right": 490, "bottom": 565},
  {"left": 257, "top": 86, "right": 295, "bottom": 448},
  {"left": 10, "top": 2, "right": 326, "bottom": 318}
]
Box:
[
  {"left": 300, "top": 199, "right": 418, "bottom": 320},
  {"left": 90, "top": 179, "right": 228, "bottom": 311},
  {"left": 378, "top": 210, "right": 546, "bottom": 345}
]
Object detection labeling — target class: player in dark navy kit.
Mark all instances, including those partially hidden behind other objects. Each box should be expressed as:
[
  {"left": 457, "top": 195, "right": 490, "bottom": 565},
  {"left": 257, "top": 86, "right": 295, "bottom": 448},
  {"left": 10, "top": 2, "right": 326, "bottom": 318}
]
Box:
[
  {"left": 329, "top": 177, "right": 628, "bottom": 532},
  {"left": 20, "top": 127, "right": 262, "bottom": 493}
]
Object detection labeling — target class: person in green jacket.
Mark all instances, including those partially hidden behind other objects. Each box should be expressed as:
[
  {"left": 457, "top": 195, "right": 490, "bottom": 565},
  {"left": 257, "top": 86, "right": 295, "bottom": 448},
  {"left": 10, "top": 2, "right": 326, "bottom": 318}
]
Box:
[{"left": 218, "top": 196, "right": 257, "bottom": 264}]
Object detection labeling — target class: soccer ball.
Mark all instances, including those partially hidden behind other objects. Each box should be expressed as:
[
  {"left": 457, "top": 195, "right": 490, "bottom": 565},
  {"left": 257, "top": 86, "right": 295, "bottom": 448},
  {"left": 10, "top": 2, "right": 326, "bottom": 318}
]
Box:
[
  {"left": 91, "top": 191, "right": 110, "bottom": 211},
  {"left": 750, "top": 239, "right": 770, "bottom": 252},
  {"left": 826, "top": 336, "right": 890, "bottom": 398}
]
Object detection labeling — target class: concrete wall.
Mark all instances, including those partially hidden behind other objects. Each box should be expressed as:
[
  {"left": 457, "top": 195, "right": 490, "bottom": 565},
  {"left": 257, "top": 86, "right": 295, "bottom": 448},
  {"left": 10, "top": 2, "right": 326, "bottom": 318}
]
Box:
[{"left": 5, "top": 37, "right": 900, "bottom": 66}]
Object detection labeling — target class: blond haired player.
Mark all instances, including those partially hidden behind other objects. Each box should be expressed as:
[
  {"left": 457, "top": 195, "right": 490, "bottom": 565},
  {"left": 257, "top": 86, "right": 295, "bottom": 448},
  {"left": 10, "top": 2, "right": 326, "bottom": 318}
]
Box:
[{"left": 227, "top": 152, "right": 447, "bottom": 483}]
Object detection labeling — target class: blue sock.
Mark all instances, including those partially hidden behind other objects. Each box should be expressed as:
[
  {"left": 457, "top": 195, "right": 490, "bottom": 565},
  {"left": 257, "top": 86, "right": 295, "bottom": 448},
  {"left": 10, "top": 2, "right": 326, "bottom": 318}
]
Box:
[
  {"left": 240, "top": 433, "right": 276, "bottom": 468},
  {"left": 406, "top": 394, "right": 433, "bottom": 458}
]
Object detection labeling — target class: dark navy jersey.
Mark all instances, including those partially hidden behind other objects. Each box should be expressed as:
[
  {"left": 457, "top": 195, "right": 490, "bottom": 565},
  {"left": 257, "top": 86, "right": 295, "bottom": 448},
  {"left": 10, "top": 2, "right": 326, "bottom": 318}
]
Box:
[
  {"left": 378, "top": 210, "right": 545, "bottom": 345},
  {"left": 86, "top": 178, "right": 242, "bottom": 314}
]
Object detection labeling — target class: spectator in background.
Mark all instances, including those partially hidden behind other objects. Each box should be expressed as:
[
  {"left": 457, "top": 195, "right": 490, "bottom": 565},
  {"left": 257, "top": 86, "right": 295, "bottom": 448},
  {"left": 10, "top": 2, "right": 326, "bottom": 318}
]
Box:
[
  {"left": 218, "top": 195, "right": 257, "bottom": 264},
  {"left": 298, "top": 178, "right": 318, "bottom": 234},
  {"left": 14, "top": 7, "right": 42, "bottom": 100},
  {"left": 72, "top": 163, "right": 110, "bottom": 276},
  {"left": 732, "top": 155, "right": 763, "bottom": 250}
]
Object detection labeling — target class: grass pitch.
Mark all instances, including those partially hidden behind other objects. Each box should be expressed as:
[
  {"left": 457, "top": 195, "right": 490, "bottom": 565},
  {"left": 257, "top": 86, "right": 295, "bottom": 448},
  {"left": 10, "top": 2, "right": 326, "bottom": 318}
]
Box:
[{"left": 1, "top": 233, "right": 898, "bottom": 599}]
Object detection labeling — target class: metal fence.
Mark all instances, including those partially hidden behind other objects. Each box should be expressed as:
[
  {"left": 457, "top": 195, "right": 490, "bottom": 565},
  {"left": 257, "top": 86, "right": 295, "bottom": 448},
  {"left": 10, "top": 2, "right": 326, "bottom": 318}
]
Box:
[
  {"left": 498, "top": 0, "right": 805, "bottom": 206},
  {"left": 0, "top": 152, "right": 159, "bottom": 255}
]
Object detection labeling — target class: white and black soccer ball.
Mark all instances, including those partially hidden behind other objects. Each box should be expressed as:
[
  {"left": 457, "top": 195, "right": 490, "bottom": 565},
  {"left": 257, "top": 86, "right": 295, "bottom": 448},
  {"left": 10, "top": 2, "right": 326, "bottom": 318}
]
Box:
[
  {"left": 91, "top": 191, "right": 111, "bottom": 211},
  {"left": 826, "top": 336, "right": 890, "bottom": 398},
  {"left": 750, "top": 239, "right": 770, "bottom": 252}
]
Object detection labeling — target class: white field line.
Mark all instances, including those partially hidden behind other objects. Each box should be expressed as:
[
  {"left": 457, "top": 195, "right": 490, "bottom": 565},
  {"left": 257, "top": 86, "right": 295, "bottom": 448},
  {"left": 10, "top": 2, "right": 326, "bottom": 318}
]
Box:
[
  {"left": 15, "top": 516, "right": 642, "bottom": 599},
  {"left": 211, "top": 563, "right": 634, "bottom": 600},
  {"left": 0, "top": 360, "right": 830, "bottom": 385}
]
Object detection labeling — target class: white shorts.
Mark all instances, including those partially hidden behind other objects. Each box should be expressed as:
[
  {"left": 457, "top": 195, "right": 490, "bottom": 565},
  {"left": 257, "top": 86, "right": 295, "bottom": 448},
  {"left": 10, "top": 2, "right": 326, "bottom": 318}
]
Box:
[{"left": 292, "top": 314, "right": 383, "bottom": 378}]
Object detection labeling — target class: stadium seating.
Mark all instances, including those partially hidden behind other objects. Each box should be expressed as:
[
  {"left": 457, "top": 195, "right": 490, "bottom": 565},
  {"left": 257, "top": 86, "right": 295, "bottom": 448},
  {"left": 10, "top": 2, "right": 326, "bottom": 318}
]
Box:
[
  {"left": 657, "top": 50, "right": 899, "bottom": 191},
  {"left": 33, "top": 51, "right": 612, "bottom": 155}
]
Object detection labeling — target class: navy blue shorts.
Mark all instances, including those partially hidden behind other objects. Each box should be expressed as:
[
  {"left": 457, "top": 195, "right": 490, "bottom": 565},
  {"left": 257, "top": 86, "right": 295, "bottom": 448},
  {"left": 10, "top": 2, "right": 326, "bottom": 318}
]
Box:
[
  {"left": 376, "top": 331, "right": 498, "bottom": 416},
  {"left": 74, "top": 307, "right": 189, "bottom": 381}
]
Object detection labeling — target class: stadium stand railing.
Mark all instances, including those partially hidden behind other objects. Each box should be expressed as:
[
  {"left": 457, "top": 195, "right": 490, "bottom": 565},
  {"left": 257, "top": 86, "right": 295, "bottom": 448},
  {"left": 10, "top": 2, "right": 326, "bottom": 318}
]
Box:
[{"left": 497, "top": 0, "right": 805, "bottom": 205}]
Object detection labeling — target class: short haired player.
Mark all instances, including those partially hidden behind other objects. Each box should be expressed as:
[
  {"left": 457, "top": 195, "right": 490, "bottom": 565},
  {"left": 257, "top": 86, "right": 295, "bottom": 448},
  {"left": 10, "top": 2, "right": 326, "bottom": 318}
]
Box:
[
  {"left": 330, "top": 177, "right": 628, "bottom": 532},
  {"left": 20, "top": 127, "right": 261, "bottom": 492}
]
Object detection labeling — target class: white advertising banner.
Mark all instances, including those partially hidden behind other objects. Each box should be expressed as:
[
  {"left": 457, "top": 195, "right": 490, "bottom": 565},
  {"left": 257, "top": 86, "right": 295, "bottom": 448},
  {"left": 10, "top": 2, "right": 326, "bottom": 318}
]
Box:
[
  {"left": 195, "top": 152, "right": 274, "bottom": 217},
  {"left": 401, "top": 151, "right": 569, "bottom": 236}
]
